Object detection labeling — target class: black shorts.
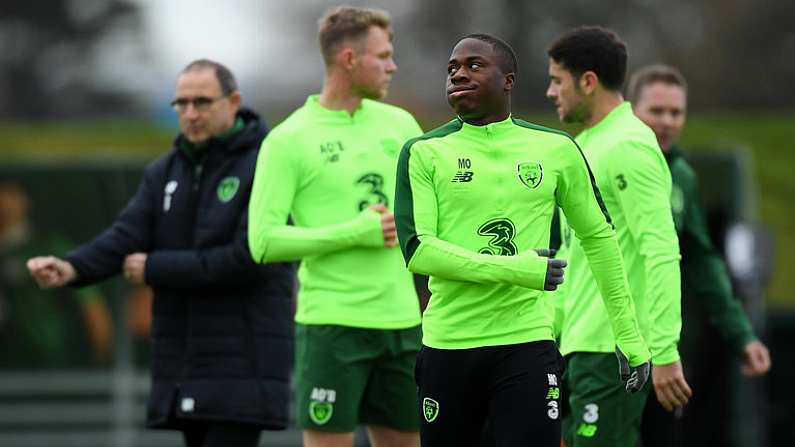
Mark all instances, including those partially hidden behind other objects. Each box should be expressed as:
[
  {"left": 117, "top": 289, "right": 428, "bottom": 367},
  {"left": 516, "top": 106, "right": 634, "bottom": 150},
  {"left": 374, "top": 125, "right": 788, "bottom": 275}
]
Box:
[{"left": 415, "top": 340, "right": 564, "bottom": 447}]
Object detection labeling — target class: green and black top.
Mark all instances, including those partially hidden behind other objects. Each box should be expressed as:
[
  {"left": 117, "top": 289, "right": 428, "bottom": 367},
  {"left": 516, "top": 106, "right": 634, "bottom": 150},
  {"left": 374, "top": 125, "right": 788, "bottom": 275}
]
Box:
[{"left": 395, "top": 115, "right": 649, "bottom": 367}]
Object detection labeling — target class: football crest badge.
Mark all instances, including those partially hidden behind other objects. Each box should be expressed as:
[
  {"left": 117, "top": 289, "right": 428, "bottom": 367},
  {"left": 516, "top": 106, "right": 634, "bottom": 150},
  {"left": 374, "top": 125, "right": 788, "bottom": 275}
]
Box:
[{"left": 518, "top": 161, "right": 543, "bottom": 189}]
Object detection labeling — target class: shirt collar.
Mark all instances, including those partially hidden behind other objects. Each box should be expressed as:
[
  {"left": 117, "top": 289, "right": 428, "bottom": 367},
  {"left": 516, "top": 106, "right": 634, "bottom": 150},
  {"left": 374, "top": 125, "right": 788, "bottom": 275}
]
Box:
[
  {"left": 577, "top": 102, "right": 632, "bottom": 143},
  {"left": 592, "top": 101, "right": 633, "bottom": 133},
  {"left": 457, "top": 115, "right": 514, "bottom": 136},
  {"left": 305, "top": 94, "right": 368, "bottom": 123}
]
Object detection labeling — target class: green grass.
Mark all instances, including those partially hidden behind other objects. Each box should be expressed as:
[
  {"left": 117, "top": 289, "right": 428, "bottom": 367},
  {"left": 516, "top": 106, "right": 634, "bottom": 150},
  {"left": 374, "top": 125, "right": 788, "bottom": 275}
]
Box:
[
  {"left": 0, "top": 121, "right": 174, "bottom": 160},
  {"left": 1, "top": 113, "right": 793, "bottom": 306}
]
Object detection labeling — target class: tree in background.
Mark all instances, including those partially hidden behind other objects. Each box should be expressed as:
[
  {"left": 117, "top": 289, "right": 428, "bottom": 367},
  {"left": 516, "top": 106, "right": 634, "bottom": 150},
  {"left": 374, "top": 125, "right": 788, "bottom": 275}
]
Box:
[{"left": 0, "top": 0, "right": 150, "bottom": 118}]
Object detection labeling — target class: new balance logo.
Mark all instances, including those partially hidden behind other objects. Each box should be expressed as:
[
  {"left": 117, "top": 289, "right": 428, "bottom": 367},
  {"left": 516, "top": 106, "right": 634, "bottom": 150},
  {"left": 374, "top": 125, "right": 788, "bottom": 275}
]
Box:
[
  {"left": 451, "top": 171, "right": 474, "bottom": 182},
  {"left": 452, "top": 157, "right": 474, "bottom": 182}
]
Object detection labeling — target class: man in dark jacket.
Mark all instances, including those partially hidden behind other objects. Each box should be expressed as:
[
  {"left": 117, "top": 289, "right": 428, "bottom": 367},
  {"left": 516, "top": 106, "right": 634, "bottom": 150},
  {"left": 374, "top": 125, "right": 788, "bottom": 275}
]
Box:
[
  {"left": 628, "top": 64, "right": 771, "bottom": 447},
  {"left": 27, "top": 59, "right": 294, "bottom": 447}
]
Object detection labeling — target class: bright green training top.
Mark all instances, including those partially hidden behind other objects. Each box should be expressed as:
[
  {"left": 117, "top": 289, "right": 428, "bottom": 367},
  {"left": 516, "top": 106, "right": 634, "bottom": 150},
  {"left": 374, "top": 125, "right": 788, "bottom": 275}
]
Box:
[
  {"left": 556, "top": 102, "right": 682, "bottom": 365},
  {"left": 395, "top": 115, "right": 650, "bottom": 366},
  {"left": 248, "top": 95, "right": 423, "bottom": 329}
]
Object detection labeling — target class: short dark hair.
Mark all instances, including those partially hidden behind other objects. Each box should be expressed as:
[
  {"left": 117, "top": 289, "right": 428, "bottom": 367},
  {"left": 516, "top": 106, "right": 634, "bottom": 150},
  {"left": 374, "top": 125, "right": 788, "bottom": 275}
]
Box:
[
  {"left": 181, "top": 59, "right": 238, "bottom": 96},
  {"left": 626, "top": 64, "right": 688, "bottom": 104},
  {"left": 547, "top": 26, "right": 627, "bottom": 91},
  {"left": 459, "top": 33, "right": 517, "bottom": 76},
  {"left": 318, "top": 6, "right": 392, "bottom": 67}
]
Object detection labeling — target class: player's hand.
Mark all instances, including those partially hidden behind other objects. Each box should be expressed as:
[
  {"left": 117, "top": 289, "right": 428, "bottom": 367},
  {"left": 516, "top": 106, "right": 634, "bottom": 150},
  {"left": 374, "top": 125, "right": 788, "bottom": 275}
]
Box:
[
  {"left": 123, "top": 253, "right": 148, "bottom": 285},
  {"left": 26, "top": 256, "right": 77, "bottom": 288},
  {"left": 535, "top": 248, "right": 565, "bottom": 291},
  {"left": 615, "top": 347, "right": 650, "bottom": 393},
  {"left": 369, "top": 204, "right": 397, "bottom": 248},
  {"left": 535, "top": 248, "right": 557, "bottom": 258},
  {"left": 652, "top": 360, "right": 692, "bottom": 411},
  {"left": 741, "top": 340, "right": 771, "bottom": 377}
]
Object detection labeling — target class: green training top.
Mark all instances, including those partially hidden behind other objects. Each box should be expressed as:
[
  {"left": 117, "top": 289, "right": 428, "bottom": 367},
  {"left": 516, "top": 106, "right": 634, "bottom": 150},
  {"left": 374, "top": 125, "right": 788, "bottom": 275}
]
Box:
[
  {"left": 395, "top": 115, "right": 650, "bottom": 365},
  {"left": 556, "top": 102, "right": 682, "bottom": 364},
  {"left": 667, "top": 146, "right": 756, "bottom": 352},
  {"left": 248, "top": 95, "right": 423, "bottom": 329}
]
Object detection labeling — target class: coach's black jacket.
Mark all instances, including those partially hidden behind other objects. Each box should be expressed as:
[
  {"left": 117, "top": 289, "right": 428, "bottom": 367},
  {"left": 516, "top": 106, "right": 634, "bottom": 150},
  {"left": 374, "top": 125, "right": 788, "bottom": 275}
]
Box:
[{"left": 66, "top": 108, "right": 294, "bottom": 430}]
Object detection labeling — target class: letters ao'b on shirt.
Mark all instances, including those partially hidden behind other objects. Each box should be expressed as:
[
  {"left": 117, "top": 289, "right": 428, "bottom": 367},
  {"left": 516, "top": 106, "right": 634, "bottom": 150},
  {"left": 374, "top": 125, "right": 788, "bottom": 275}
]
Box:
[{"left": 248, "top": 95, "right": 423, "bottom": 330}]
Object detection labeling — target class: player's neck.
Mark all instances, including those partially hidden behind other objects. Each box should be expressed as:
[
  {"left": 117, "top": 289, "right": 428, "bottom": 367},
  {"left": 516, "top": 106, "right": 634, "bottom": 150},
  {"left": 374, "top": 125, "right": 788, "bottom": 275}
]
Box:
[
  {"left": 461, "top": 110, "right": 510, "bottom": 126},
  {"left": 319, "top": 72, "right": 363, "bottom": 116},
  {"left": 584, "top": 92, "right": 623, "bottom": 129},
  {"left": 460, "top": 98, "right": 511, "bottom": 126}
]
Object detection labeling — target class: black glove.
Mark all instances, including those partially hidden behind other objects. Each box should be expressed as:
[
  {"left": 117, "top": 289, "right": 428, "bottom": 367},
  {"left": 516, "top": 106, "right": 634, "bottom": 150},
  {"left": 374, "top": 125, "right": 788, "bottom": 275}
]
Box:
[
  {"left": 615, "top": 347, "right": 650, "bottom": 393},
  {"left": 535, "top": 249, "right": 566, "bottom": 291}
]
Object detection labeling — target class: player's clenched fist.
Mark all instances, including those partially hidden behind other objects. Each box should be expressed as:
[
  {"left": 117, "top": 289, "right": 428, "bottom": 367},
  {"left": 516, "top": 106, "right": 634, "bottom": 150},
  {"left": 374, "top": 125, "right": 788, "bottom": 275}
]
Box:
[
  {"left": 535, "top": 248, "right": 567, "bottom": 291},
  {"left": 369, "top": 204, "right": 397, "bottom": 248},
  {"left": 123, "top": 253, "right": 149, "bottom": 285},
  {"left": 26, "top": 256, "right": 77, "bottom": 288},
  {"left": 652, "top": 360, "right": 692, "bottom": 411}
]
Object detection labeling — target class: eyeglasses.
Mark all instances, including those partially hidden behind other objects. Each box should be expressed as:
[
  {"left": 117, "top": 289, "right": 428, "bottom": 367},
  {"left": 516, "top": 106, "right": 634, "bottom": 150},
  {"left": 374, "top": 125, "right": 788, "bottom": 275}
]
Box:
[{"left": 170, "top": 95, "right": 227, "bottom": 113}]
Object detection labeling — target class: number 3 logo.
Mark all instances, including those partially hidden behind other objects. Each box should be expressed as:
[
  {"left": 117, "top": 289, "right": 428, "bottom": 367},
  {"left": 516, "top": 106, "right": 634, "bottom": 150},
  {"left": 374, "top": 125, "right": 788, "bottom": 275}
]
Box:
[
  {"left": 583, "top": 403, "right": 599, "bottom": 423},
  {"left": 615, "top": 174, "right": 628, "bottom": 191},
  {"left": 356, "top": 173, "right": 388, "bottom": 211},
  {"left": 477, "top": 218, "right": 517, "bottom": 256}
]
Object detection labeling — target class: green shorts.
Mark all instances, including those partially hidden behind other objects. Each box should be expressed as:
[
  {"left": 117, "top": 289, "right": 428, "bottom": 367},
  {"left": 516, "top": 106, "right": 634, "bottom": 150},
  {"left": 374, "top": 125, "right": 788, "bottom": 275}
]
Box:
[
  {"left": 294, "top": 323, "right": 422, "bottom": 432},
  {"left": 562, "top": 352, "right": 651, "bottom": 447}
]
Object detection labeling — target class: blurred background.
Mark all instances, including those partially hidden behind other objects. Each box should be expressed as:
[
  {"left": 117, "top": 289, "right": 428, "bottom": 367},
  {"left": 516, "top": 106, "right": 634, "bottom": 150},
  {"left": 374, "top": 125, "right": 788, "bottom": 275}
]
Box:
[{"left": 0, "top": 0, "right": 792, "bottom": 446}]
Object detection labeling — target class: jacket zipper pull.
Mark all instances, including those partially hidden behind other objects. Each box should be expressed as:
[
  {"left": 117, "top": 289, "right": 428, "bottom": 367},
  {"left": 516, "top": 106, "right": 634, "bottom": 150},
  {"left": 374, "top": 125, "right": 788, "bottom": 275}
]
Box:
[{"left": 193, "top": 164, "right": 203, "bottom": 191}]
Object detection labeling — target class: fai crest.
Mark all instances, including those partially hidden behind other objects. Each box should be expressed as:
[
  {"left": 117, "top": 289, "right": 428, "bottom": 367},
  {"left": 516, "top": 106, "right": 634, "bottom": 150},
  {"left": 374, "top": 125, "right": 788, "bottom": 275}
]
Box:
[
  {"left": 309, "top": 401, "right": 333, "bottom": 425},
  {"left": 381, "top": 138, "right": 401, "bottom": 158},
  {"left": 423, "top": 397, "right": 439, "bottom": 422},
  {"left": 518, "top": 161, "right": 543, "bottom": 189},
  {"left": 217, "top": 176, "right": 240, "bottom": 203}
]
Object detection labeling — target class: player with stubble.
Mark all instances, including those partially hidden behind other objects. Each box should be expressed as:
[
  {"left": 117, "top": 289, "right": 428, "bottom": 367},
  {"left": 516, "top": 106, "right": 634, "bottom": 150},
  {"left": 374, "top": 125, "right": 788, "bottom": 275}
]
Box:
[
  {"left": 394, "top": 33, "right": 650, "bottom": 447},
  {"left": 546, "top": 26, "right": 691, "bottom": 447}
]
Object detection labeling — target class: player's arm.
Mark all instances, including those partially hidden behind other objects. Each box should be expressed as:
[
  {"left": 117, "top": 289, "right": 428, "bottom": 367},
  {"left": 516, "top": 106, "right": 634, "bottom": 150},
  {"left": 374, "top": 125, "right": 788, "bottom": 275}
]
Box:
[
  {"left": 247, "top": 131, "right": 387, "bottom": 263},
  {"left": 679, "top": 169, "right": 756, "bottom": 350},
  {"left": 556, "top": 140, "right": 651, "bottom": 368},
  {"left": 610, "top": 143, "right": 682, "bottom": 365},
  {"left": 678, "top": 168, "right": 770, "bottom": 375},
  {"left": 395, "top": 140, "right": 551, "bottom": 291},
  {"left": 62, "top": 163, "right": 158, "bottom": 287},
  {"left": 145, "top": 204, "right": 286, "bottom": 288}
]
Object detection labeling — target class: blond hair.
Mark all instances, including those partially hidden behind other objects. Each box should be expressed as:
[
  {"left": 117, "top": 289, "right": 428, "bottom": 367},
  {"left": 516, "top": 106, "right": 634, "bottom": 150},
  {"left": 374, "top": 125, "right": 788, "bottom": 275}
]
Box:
[{"left": 318, "top": 6, "right": 391, "bottom": 66}]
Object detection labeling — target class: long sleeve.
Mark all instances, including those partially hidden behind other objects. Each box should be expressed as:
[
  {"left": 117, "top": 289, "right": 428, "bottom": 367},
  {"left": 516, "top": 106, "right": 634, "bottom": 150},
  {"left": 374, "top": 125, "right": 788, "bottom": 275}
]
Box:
[
  {"left": 66, "top": 167, "right": 156, "bottom": 287},
  {"left": 144, "top": 205, "right": 272, "bottom": 288},
  {"left": 395, "top": 140, "right": 549, "bottom": 290},
  {"left": 247, "top": 131, "right": 386, "bottom": 263},
  {"left": 558, "top": 144, "right": 650, "bottom": 367},
  {"left": 678, "top": 169, "right": 755, "bottom": 353},
  {"left": 610, "top": 144, "right": 681, "bottom": 364}
]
